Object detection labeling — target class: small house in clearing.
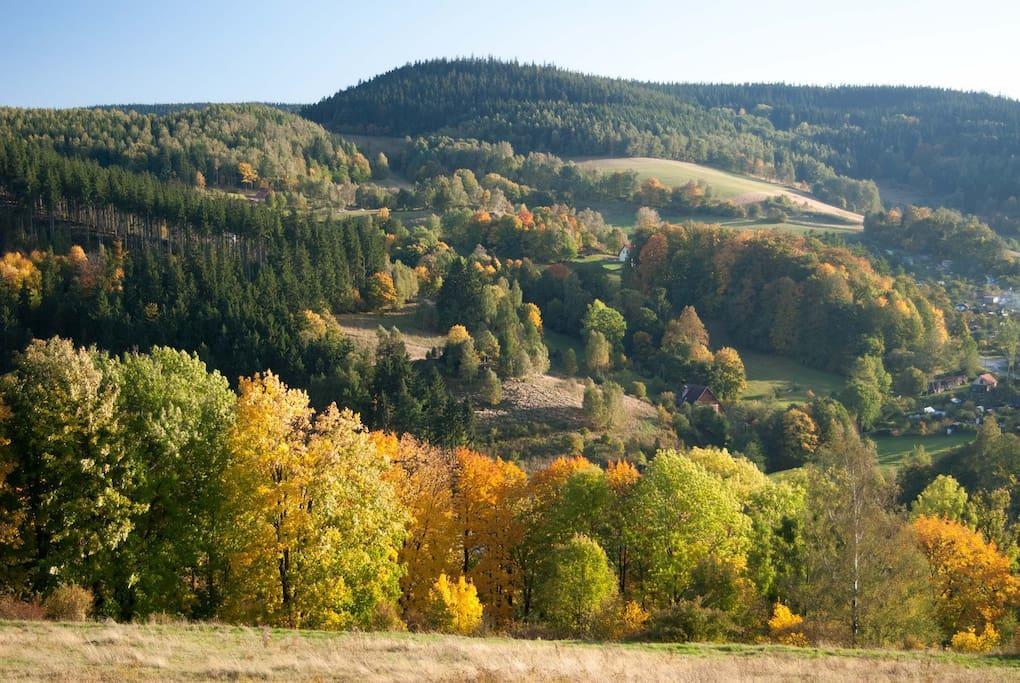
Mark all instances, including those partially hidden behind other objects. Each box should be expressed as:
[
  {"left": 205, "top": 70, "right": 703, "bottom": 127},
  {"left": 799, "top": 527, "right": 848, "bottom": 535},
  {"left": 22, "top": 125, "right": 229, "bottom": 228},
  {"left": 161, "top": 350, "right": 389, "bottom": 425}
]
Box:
[
  {"left": 679, "top": 384, "right": 721, "bottom": 413},
  {"left": 248, "top": 187, "right": 271, "bottom": 203},
  {"left": 972, "top": 373, "right": 998, "bottom": 393},
  {"left": 927, "top": 375, "right": 967, "bottom": 394}
]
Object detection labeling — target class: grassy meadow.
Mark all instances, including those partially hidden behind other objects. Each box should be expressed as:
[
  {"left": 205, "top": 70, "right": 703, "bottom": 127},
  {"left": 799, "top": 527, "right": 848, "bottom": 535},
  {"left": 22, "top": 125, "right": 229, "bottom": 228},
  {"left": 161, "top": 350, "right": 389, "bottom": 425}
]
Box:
[
  {"left": 0, "top": 620, "right": 1016, "bottom": 682},
  {"left": 580, "top": 199, "right": 861, "bottom": 237},
  {"left": 871, "top": 432, "right": 974, "bottom": 467},
  {"left": 574, "top": 157, "right": 799, "bottom": 200},
  {"left": 335, "top": 305, "right": 445, "bottom": 361},
  {"left": 574, "top": 156, "right": 862, "bottom": 220},
  {"left": 738, "top": 348, "right": 843, "bottom": 406}
]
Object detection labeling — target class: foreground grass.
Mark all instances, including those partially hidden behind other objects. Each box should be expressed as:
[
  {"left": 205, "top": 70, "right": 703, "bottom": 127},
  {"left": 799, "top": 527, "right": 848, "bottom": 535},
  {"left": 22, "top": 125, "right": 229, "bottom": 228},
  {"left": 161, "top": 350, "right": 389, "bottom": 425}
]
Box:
[{"left": 1, "top": 620, "right": 1017, "bottom": 682}]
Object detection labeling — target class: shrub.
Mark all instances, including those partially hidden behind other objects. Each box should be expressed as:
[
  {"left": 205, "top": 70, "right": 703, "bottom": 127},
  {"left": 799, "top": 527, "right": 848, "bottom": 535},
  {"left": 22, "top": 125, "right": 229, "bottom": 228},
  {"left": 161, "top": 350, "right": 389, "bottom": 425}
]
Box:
[
  {"left": 768, "top": 602, "right": 808, "bottom": 646},
  {"left": 144, "top": 611, "right": 186, "bottom": 625},
  {"left": 43, "top": 584, "right": 93, "bottom": 622},
  {"left": 595, "top": 598, "right": 650, "bottom": 641},
  {"left": 643, "top": 600, "right": 737, "bottom": 643},
  {"left": 562, "top": 348, "right": 578, "bottom": 376},
  {"left": 427, "top": 574, "right": 483, "bottom": 635},
  {"left": 479, "top": 368, "right": 502, "bottom": 406},
  {"left": 0, "top": 594, "right": 45, "bottom": 621},
  {"left": 630, "top": 381, "right": 647, "bottom": 400},
  {"left": 951, "top": 624, "right": 999, "bottom": 653},
  {"left": 368, "top": 601, "right": 407, "bottom": 632}
]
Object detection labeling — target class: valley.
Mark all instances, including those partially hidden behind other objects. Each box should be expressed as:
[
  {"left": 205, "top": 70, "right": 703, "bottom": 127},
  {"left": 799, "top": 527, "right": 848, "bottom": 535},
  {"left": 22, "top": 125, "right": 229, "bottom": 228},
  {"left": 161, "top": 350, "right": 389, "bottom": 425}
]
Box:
[{"left": 1, "top": 41, "right": 1019, "bottom": 677}]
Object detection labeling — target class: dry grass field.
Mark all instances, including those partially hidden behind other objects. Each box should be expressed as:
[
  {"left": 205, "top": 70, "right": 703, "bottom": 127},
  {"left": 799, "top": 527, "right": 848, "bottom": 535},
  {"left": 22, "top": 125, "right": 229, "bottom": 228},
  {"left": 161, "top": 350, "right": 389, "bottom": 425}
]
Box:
[
  {"left": 477, "top": 374, "right": 656, "bottom": 431},
  {"left": 336, "top": 308, "right": 666, "bottom": 459},
  {"left": 1, "top": 620, "right": 1017, "bottom": 682},
  {"left": 335, "top": 306, "right": 446, "bottom": 361},
  {"left": 573, "top": 156, "right": 863, "bottom": 224}
]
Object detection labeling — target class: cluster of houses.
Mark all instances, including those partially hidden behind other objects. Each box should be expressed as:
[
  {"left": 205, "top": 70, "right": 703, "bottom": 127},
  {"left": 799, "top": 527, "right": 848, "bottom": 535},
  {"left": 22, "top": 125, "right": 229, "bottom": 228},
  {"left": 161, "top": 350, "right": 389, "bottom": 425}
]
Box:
[
  {"left": 914, "top": 372, "right": 1004, "bottom": 434},
  {"left": 927, "top": 373, "right": 998, "bottom": 395}
]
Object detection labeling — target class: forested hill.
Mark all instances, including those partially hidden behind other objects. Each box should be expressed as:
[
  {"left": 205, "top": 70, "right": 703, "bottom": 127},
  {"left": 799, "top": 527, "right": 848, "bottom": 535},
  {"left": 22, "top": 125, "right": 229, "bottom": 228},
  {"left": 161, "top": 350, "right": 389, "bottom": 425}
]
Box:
[
  {"left": 0, "top": 103, "right": 368, "bottom": 189},
  {"left": 303, "top": 58, "right": 783, "bottom": 172},
  {"left": 92, "top": 102, "right": 305, "bottom": 115},
  {"left": 304, "top": 58, "right": 1020, "bottom": 232},
  {"left": 662, "top": 83, "right": 1020, "bottom": 220}
]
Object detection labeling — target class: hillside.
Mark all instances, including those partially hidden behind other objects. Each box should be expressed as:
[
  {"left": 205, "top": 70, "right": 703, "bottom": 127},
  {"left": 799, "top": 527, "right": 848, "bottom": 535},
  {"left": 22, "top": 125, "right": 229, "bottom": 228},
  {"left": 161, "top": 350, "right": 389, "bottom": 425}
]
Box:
[
  {"left": 2, "top": 620, "right": 1016, "bottom": 682},
  {"left": 0, "top": 103, "right": 369, "bottom": 189},
  {"left": 574, "top": 156, "right": 863, "bottom": 224},
  {"left": 305, "top": 58, "right": 1020, "bottom": 229}
]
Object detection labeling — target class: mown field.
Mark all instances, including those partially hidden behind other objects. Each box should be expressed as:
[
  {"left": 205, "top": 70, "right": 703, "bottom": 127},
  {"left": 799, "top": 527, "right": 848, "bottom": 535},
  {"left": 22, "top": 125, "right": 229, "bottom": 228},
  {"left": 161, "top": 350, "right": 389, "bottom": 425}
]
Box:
[
  {"left": 1, "top": 620, "right": 1016, "bottom": 682},
  {"left": 871, "top": 432, "right": 974, "bottom": 467},
  {"left": 573, "top": 156, "right": 863, "bottom": 223},
  {"left": 580, "top": 200, "right": 861, "bottom": 237},
  {"left": 737, "top": 349, "right": 844, "bottom": 406},
  {"left": 335, "top": 306, "right": 444, "bottom": 361},
  {"left": 574, "top": 157, "right": 794, "bottom": 200}
]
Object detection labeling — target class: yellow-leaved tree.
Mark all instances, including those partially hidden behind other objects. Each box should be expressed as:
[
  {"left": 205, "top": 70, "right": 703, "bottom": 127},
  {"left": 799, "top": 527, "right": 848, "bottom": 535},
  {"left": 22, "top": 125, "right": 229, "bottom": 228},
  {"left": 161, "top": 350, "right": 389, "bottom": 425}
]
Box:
[
  {"left": 383, "top": 433, "right": 460, "bottom": 624},
  {"left": 426, "top": 573, "right": 483, "bottom": 635},
  {"left": 221, "top": 373, "right": 407, "bottom": 630}
]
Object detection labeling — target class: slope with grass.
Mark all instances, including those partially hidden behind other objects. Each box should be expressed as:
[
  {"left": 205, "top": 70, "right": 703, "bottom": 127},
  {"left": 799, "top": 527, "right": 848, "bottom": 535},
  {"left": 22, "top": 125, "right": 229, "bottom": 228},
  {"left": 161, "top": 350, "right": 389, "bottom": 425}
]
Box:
[
  {"left": 335, "top": 306, "right": 445, "bottom": 361},
  {"left": 574, "top": 157, "right": 863, "bottom": 224},
  {"left": 739, "top": 348, "right": 844, "bottom": 407},
  {"left": 1, "top": 620, "right": 1016, "bottom": 682},
  {"left": 871, "top": 432, "right": 974, "bottom": 467},
  {"left": 336, "top": 308, "right": 663, "bottom": 460}
]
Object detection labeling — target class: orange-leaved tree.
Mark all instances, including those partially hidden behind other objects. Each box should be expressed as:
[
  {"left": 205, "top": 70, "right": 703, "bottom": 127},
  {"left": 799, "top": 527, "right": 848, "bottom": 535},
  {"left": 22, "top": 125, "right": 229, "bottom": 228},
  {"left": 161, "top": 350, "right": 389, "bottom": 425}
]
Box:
[
  {"left": 451, "top": 448, "right": 526, "bottom": 625},
  {"left": 912, "top": 515, "right": 1020, "bottom": 638},
  {"left": 382, "top": 433, "right": 460, "bottom": 623}
]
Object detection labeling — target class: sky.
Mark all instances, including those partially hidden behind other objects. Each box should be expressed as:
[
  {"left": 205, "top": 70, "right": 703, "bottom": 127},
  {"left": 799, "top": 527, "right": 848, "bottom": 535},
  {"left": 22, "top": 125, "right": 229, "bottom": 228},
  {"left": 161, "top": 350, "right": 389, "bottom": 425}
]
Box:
[{"left": 2, "top": 0, "right": 1019, "bottom": 107}]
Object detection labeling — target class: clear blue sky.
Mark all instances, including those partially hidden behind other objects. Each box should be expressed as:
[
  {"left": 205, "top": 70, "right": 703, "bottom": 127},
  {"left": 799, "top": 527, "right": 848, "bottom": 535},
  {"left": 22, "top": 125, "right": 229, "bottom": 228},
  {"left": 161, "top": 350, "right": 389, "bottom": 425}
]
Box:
[{"left": 3, "top": 0, "right": 1019, "bottom": 107}]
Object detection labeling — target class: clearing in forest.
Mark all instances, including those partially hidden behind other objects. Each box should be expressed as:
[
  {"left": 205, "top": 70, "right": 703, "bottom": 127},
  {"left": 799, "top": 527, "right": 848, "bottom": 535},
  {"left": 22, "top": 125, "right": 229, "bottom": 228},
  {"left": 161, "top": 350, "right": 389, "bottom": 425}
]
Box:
[{"left": 574, "top": 156, "right": 863, "bottom": 224}]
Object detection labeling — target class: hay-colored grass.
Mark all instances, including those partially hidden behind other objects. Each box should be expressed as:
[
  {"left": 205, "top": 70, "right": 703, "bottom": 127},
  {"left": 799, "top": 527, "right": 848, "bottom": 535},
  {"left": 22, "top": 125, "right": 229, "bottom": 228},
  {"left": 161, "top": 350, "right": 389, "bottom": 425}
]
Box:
[
  {"left": 0, "top": 620, "right": 1015, "bottom": 682},
  {"left": 574, "top": 156, "right": 863, "bottom": 223}
]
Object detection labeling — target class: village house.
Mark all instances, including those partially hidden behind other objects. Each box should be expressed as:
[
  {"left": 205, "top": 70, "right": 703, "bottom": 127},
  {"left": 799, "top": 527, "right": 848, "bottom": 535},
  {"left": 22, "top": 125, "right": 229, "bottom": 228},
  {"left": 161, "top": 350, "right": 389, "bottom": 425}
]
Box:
[
  {"left": 248, "top": 187, "right": 271, "bottom": 203},
  {"left": 972, "top": 373, "right": 998, "bottom": 393},
  {"left": 927, "top": 374, "right": 967, "bottom": 394},
  {"left": 679, "top": 384, "right": 721, "bottom": 413}
]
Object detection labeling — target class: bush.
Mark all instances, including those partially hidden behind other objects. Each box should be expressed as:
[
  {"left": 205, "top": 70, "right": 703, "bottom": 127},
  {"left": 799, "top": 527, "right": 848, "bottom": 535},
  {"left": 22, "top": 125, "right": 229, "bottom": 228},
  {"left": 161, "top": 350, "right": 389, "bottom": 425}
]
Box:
[
  {"left": 0, "top": 594, "right": 45, "bottom": 621},
  {"left": 951, "top": 624, "right": 999, "bottom": 653},
  {"left": 145, "top": 611, "right": 187, "bottom": 625},
  {"left": 643, "top": 600, "right": 737, "bottom": 643},
  {"left": 630, "top": 381, "right": 647, "bottom": 400},
  {"left": 562, "top": 348, "right": 578, "bottom": 376},
  {"left": 768, "top": 602, "right": 808, "bottom": 646},
  {"left": 368, "top": 601, "right": 407, "bottom": 632},
  {"left": 427, "top": 574, "right": 483, "bottom": 635},
  {"left": 43, "top": 584, "right": 93, "bottom": 621},
  {"left": 479, "top": 368, "right": 502, "bottom": 406},
  {"left": 594, "top": 598, "right": 650, "bottom": 641}
]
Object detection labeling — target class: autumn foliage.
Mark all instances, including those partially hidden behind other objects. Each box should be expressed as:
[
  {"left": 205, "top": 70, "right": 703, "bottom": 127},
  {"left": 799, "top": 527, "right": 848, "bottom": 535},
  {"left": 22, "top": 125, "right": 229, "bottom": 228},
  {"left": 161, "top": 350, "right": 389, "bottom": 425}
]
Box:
[{"left": 0, "top": 339, "right": 1018, "bottom": 651}]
